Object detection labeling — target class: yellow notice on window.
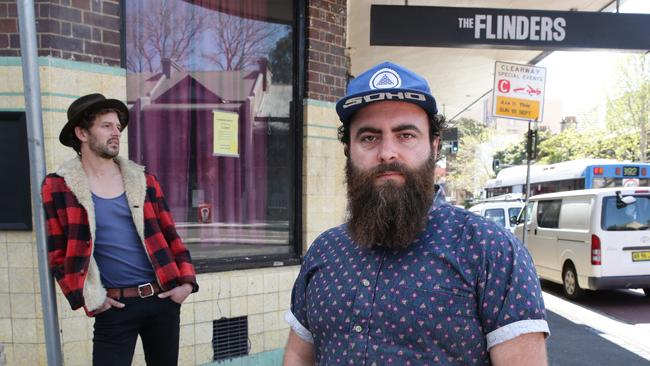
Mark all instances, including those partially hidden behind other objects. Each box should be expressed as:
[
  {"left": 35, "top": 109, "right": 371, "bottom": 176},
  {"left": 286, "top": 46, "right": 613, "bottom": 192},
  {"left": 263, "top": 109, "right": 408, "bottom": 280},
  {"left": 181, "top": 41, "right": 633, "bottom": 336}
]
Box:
[{"left": 213, "top": 110, "right": 239, "bottom": 157}]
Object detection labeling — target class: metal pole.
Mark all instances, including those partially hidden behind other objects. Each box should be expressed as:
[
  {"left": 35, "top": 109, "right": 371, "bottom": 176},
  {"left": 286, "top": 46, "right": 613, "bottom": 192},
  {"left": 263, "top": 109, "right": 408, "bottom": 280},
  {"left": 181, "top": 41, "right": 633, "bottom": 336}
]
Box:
[
  {"left": 17, "top": 1, "right": 63, "bottom": 365},
  {"left": 522, "top": 120, "right": 532, "bottom": 246}
]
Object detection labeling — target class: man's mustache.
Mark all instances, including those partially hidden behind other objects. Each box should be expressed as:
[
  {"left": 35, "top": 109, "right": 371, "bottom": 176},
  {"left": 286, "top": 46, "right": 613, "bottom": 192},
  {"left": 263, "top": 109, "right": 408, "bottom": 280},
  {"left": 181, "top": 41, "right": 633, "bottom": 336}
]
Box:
[{"left": 372, "top": 162, "right": 408, "bottom": 176}]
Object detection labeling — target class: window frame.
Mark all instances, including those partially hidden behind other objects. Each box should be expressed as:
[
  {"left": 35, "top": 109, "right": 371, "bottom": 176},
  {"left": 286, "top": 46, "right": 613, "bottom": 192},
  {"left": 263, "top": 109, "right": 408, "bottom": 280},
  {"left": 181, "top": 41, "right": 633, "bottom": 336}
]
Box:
[{"left": 120, "top": 0, "right": 305, "bottom": 273}]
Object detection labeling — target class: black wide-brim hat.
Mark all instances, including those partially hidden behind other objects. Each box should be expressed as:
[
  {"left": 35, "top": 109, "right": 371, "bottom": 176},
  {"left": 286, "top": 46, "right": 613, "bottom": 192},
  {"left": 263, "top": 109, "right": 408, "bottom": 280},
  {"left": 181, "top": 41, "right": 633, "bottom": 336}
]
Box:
[{"left": 59, "top": 93, "right": 129, "bottom": 147}]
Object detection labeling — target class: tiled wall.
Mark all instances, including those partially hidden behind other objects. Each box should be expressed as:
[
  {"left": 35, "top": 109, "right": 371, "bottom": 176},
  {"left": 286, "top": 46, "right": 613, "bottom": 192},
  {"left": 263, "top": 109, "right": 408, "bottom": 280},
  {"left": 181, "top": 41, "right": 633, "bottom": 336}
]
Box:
[
  {"left": 301, "top": 0, "right": 349, "bottom": 249},
  {"left": 0, "top": 230, "right": 47, "bottom": 365},
  {"left": 0, "top": 57, "right": 129, "bottom": 171},
  {"left": 0, "top": 233, "right": 299, "bottom": 365},
  {"left": 302, "top": 100, "right": 347, "bottom": 247},
  {"left": 0, "top": 57, "right": 306, "bottom": 366},
  {"left": 51, "top": 266, "right": 300, "bottom": 366},
  {"left": 0, "top": 57, "right": 127, "bottom": 366},
  {"left": 0, "top": 0, "right": 351, "bottom": 362},
  {"left": 171, "top": 267, "right": 299, "bottom": 366}
]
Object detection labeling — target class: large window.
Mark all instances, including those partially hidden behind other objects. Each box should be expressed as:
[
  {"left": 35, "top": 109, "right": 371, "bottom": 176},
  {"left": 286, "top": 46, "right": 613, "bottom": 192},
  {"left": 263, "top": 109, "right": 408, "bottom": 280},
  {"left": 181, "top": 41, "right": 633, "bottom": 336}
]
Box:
[{"left": 124, "top": 0, "right": 299, "bottom": 270}]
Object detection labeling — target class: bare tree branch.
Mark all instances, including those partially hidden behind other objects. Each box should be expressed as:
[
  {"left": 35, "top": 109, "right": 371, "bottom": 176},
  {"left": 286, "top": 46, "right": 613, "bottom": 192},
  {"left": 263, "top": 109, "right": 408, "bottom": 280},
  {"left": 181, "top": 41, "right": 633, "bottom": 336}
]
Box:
[
  {"left": 126, "top": 0, "right": 208, "bottom": 72},
  {"left": 202, "top": 12, "right": 275, "bottom": 71}
]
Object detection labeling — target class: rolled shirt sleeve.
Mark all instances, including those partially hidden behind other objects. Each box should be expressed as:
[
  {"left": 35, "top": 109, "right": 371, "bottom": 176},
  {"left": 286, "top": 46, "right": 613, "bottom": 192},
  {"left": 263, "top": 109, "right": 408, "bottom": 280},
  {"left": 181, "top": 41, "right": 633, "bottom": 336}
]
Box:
[
  {"left": 476, "top": 229, "right": 550, "bottom": 349},
  {"left": 286, "top": 236, "right": 322, "bottom": 344}
]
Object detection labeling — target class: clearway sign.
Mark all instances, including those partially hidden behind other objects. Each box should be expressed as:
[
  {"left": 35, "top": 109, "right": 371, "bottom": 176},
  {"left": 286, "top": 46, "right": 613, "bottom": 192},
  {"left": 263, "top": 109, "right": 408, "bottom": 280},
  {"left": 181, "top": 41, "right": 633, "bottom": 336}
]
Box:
[{"left": 492, "top": 61, "right": 546, "bottom": 121}]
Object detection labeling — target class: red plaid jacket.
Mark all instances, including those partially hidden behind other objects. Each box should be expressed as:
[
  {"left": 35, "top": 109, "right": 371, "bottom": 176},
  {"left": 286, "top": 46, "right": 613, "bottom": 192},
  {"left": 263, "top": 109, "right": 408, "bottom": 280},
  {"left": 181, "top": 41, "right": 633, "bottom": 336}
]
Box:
[{"left": 41, "top": 156, "right": 198, "bottom": 316}]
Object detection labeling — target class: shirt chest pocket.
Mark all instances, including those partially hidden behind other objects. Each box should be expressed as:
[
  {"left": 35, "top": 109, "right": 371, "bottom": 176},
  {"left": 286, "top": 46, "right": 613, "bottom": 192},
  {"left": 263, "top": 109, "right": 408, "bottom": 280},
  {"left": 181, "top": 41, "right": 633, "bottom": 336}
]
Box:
[
  {"left": 387, "top": 278, "right": 479, "bottom": 321},
  {"left": 377, "top": 280, "right": 485, "bottom": 361}
]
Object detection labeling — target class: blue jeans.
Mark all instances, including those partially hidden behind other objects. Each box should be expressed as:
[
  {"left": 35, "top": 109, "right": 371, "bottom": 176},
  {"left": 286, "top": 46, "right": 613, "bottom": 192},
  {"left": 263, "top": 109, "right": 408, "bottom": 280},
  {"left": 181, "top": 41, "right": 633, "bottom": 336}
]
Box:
[{"left": 92, "top": 296, "right": 181, "bottom": 366}]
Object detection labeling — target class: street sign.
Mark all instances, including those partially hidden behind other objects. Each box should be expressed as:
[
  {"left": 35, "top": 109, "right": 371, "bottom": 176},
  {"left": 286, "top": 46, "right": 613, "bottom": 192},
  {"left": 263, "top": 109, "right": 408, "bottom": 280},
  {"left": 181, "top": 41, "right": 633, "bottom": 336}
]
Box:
[
  {"left": 492, "top": 61, "right": 546, "bottom": 121},
  {"left": 623, "top": 178, "right": 640, "bottom": 187}
]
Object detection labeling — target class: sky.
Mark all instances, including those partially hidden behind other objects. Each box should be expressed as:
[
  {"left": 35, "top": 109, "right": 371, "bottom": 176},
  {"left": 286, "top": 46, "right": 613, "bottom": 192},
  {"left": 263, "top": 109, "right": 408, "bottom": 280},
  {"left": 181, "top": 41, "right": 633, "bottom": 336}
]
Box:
[{"left": 537, "top": 0, "right": 650, "bottom": 119}]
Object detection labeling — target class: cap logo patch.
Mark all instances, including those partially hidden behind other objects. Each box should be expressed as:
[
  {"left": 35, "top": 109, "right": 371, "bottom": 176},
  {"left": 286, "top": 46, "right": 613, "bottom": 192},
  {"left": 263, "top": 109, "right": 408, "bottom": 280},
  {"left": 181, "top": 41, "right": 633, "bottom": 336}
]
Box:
[
  {"left": 369, "top": 68, "right": 401, "bottom": 90},
  {"left": 342, "top": 91, "right": 426, "bottom": 109}
]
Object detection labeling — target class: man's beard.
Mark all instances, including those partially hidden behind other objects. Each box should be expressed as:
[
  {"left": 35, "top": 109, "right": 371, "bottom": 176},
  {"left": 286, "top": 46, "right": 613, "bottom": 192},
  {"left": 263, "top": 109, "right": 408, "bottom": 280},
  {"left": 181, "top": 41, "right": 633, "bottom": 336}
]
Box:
[
  {"left": 88, "top": 135, "right": 119, "bottom": 159},
  {"left": 345, "top": 154, "right": 436, "bottom": 250}
]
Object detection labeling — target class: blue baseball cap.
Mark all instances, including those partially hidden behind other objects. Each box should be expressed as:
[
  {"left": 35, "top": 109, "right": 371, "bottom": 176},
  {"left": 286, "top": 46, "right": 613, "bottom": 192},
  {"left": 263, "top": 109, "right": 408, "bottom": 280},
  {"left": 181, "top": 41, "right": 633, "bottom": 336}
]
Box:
[{"left": 336, "top": 61, "right": 438, "bottom": 124}]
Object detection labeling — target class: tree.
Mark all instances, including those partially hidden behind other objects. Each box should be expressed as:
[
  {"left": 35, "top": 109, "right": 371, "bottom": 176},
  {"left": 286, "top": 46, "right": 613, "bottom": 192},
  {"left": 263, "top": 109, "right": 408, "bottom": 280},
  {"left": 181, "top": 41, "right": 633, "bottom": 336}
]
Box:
[
  {"left": 268, "top": 33, "right": 293, "bottom": 83},
  {"left": 202, "top": 12, "right": 276, "bottom": 71},
  {"left": 493, "top": 128, "right": 639, "bottom": 166},
  {"left": 537, "top": 129, "right": 586, "bottom": 164},
  {"left": 605, "top": 53, "right": 650, "bottom": 162},
  {"left": 126, "top": 0, "right": 208, "bottom": 72},
  {"left": 445, "top": 118, "right": 492, "bottom": 197},
  {"left": 493, "top": 129, "right": 551, "bottom": 166},
  {"left": 455, "top": 117, "right": 490, "bottom": 141},
  {"left": 581, "top": 131, "right": 638, "bottom": 161}
]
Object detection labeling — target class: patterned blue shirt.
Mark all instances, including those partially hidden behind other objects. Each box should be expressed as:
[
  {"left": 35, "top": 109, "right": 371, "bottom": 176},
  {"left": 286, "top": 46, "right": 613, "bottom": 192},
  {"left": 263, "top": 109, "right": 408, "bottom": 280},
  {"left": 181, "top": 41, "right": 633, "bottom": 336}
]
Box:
[{"left": 286, "top": 205, "right": 549, "bottom": 365}]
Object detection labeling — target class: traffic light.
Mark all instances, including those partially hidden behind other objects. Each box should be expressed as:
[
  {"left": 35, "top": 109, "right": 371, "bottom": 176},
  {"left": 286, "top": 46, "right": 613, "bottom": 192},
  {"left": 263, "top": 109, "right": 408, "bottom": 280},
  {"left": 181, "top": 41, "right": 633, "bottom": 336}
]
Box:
[
  {"left": 450, "top": 140, "right": 459, "bottom": 154},
  {"left": 527, "top": 130, "right": 538, "bottom": 160},
  {"left": 493, "top": 159, "right": 500, "bottom": 172}
]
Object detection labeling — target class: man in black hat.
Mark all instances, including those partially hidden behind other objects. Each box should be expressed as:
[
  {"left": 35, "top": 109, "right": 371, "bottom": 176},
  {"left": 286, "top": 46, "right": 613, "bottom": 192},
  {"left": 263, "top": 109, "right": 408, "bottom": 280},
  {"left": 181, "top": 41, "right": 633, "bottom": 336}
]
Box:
[
  {"left": 41, "top": 94, "right": 199, "bottom": 366},
  {"left": 284, "top": 62, "right": 548, "bottom": 365}
]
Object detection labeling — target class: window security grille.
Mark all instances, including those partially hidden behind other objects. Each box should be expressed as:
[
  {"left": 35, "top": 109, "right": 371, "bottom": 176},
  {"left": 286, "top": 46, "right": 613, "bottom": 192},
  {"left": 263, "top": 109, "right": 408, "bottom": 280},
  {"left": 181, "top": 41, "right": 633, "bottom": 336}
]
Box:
[{"left": 213, "top": 316, "right": 249, "bottom": 361}]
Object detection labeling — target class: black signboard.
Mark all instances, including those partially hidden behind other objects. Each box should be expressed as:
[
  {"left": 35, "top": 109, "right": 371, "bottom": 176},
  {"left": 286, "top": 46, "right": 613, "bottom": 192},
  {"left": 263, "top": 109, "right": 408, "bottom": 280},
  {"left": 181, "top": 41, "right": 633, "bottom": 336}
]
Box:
[
  {"left": 0, "top": 112, "right": 32, "bottom": 230},
  {"left": 371, "top": 5, "right": 650, "bottom": 51}
]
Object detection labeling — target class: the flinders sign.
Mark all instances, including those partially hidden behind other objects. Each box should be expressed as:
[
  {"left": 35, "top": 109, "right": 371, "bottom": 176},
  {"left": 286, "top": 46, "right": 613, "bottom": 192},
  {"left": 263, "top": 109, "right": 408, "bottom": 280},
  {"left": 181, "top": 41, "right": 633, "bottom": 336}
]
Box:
[{"left": 370, "top": 5, "right": 650, "bottom": 51}]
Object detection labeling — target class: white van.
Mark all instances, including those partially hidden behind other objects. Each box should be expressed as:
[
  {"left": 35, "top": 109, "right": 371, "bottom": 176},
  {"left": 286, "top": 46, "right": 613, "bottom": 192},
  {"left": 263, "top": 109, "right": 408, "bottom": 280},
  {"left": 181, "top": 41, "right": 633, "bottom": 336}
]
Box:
[
  {"left": 469, "top": 195, "right": 524, "bottom": 233},
  {"left": 514, "top": 187, "right": 650, "bottom": 299}
]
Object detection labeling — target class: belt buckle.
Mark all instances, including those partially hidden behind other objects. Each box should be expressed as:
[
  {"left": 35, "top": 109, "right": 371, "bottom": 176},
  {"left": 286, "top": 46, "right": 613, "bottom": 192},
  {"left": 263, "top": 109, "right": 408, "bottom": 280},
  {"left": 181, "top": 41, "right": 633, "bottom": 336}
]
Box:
[{"left": 137, "top": 283, "right": 154, "bottom": 298}]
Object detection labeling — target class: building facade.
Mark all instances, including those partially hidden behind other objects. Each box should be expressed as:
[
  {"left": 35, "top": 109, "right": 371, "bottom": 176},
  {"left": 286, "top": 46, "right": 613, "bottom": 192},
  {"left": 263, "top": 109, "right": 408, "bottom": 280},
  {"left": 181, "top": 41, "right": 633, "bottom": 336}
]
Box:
[{"left": 0, "top": 0, "right": 348, "bottom": 364}]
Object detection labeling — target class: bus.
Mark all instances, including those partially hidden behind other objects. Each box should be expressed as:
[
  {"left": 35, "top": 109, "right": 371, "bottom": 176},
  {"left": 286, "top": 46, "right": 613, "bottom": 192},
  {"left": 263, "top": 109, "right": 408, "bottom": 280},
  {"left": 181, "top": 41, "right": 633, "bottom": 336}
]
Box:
[{"left": 484, "top": 159, "right": 650, "bottom": 198}]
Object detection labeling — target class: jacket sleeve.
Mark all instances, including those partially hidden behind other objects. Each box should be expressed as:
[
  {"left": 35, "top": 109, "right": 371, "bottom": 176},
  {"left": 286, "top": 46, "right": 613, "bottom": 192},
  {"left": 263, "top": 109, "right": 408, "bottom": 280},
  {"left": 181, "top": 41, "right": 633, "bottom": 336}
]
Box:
[
  {"left": 150, "top": 175, "right": 199, "bottom": 293},
  {"left": 41, "top": 177, "right": 74, "bottom": 303}
]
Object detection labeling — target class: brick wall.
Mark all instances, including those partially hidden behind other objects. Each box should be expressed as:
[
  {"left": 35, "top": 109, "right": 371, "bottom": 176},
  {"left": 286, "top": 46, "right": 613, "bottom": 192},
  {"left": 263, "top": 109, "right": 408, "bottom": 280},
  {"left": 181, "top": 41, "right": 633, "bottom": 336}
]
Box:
[
  {"left": 0, "top": 0, "right": 121, "bottom": 66},
  {"left": 306, "top": 0, "right": 347, "bottom": 102}
]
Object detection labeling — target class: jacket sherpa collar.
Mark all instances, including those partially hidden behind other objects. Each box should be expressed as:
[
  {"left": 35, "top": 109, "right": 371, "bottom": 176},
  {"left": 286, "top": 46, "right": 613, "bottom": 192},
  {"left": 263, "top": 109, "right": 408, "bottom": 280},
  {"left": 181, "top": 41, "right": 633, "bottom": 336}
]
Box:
[{"left": 55, "top": 155, "right": 148, "bottom": 311}]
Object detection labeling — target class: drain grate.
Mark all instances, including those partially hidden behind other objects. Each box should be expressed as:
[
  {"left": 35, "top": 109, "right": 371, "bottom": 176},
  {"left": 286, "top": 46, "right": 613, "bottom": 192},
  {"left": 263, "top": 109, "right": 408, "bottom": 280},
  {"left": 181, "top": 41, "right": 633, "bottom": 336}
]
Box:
[{"left": 212, "top": 316, "right": 249, "bottom": 361}]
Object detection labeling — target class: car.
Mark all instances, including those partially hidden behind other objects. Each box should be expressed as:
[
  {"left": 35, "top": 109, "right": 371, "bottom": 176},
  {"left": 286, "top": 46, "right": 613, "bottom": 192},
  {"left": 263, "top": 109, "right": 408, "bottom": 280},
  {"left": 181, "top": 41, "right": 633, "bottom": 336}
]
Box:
[
  {"left": 514, "top": 187, "right": 650, "bottom": 299},
  {"left": 468, "top": 194, "right": 524, "bottom": 233}
]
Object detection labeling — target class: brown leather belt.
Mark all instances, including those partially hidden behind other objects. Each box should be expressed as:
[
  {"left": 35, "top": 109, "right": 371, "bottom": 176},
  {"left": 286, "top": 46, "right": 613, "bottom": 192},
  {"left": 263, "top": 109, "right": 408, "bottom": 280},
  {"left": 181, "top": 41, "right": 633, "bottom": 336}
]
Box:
[{"left": 106, "top": 282, "right": 161, "bottom": 300}]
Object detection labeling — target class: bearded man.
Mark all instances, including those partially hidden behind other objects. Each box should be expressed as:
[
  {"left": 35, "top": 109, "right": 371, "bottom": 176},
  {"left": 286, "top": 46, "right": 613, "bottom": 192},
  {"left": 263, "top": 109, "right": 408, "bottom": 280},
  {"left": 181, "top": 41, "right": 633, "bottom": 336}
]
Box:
[{"left": 283, "top": 62, "right": 549, "bottom": 365}]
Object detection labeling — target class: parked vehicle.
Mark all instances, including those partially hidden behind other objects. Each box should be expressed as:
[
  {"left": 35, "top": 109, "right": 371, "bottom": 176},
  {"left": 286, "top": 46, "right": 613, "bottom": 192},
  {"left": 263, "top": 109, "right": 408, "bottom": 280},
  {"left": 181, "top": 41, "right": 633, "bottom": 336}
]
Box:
[
  {"left": 469, "top": 194, "right": 524, "bottom": 233},
  {"left": 514, "top": 187, "right": 650, "bottom": 299}
]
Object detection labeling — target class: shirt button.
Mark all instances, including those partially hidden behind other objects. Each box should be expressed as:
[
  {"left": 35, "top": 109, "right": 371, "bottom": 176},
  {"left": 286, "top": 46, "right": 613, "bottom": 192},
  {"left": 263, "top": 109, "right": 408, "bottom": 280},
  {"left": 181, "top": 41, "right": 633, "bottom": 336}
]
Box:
[
  {"left": 361, "top": 279, "right": 370, "bottom": 287},
  {"left": 353, "top": 325, "right": 363, "bottom": 333}
]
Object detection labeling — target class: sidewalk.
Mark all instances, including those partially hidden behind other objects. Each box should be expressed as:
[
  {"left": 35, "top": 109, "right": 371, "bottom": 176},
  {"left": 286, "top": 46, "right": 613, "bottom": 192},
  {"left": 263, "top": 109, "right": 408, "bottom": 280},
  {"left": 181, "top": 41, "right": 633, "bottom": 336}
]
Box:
[{"left": 544, "top": 291, "right": 650, "bottom": 365}]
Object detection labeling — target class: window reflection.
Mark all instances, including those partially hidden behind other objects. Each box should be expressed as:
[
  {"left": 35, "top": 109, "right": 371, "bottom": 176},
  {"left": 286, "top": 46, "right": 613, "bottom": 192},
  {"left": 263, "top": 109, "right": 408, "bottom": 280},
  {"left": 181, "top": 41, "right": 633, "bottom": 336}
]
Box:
[{"left": 125, "top": 0, "right": 295, "bottom": 261}]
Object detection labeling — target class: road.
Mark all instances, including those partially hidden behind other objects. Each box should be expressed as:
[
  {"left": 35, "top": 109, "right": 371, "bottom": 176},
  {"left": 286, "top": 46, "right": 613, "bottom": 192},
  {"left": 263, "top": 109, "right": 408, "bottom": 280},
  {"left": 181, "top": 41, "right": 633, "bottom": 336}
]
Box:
[{"left": 542, "top": 280, "right": 650, "bottom": 365}]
